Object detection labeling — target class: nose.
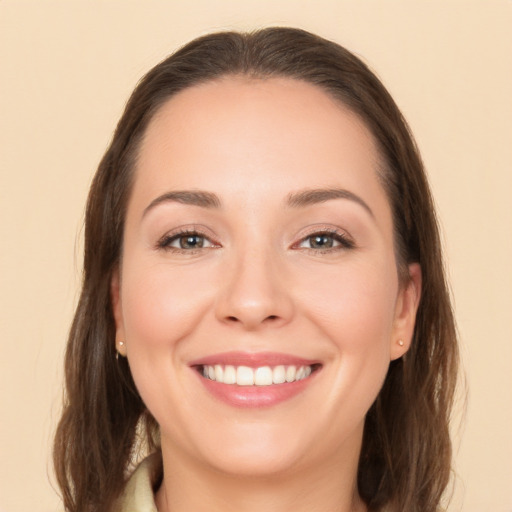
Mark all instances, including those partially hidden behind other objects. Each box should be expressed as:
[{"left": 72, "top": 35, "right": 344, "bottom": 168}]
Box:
[{"left": 214, "top": 246, "right": 294, "bottom": 330}]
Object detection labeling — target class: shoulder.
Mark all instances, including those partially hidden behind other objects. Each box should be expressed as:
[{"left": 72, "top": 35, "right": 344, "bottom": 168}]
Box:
[{"left": 113, "top": 452, "right": 162, "bottom": 512}]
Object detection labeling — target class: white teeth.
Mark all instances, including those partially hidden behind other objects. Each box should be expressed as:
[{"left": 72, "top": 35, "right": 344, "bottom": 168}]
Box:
[
  {"left": 201, "top": 364, "right": 314, "bottom": 386},
  {"left": 223, "top": 365, "right": 236, "bottom": 384},
  {"left": 254, "top": 366, "right": 273, "bottom": 386},
  {"left": 272, "top": 365, "right": 286, "bottom": 384},
  {"left": 285, "top": 365, "right": 296, "bottom": 383},
  {"left": 214, "top": 364, "right": 223, "bottom": 382},
  {"left": 236, "top": 366, "right": 254, "bottom": 386}
]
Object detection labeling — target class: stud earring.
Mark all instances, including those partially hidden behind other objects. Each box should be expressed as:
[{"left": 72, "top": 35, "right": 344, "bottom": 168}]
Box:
[
  {"left": 398, "top": 339, "right": 404, "bottom": 347},
  {"left": 116, "top": 341, "right": 125, "bottom": 360}
]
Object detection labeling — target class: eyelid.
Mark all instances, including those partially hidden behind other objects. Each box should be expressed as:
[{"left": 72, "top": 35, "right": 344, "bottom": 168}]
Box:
[
  {"left": 291, "top": 225, "right": 355, "bottom": 251},
  {"left": 155, "top": 225, "right": 221, "bottom": 252}
]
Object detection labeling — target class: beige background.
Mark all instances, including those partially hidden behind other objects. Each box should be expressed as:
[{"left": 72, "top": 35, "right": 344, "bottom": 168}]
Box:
[{"left": 1, "top": 1, "right": 511, "bottom": 511}]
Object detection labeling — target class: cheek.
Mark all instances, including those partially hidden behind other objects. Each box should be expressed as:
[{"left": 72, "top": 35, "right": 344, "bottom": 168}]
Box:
[
  {"left": 279, "top": 258, "right": 399, "bottom": 450},
  {"left": 298, "top": 258, "right": 398, "bottom": 349},
  {"left": 120, "top": 261, "right": 214, "bottom": 353},
  {"left": 118, "top": 260, "right": 217, "bottom": 427},
  {"left": 297, "top": 257, "right": 397, "bottom": 411}
]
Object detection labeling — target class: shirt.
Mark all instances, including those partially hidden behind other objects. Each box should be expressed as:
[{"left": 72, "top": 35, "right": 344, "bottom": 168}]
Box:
[{"left": 114, "top": 453, "right": 162, "bottom": 512}]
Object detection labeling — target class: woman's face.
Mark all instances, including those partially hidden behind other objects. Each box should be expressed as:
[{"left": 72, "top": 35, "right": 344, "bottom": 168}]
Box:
[{"left": 112, "top": 77, "right": 421, "bottom": 477}]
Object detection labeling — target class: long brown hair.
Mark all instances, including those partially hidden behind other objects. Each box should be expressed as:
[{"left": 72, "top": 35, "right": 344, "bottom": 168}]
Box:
[{"left": 53, "top": 28, "right": 459, "bottom": 512}]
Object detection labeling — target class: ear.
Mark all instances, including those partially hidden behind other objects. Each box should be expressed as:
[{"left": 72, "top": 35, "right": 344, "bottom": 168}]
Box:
[
  {"left": 111, "top": 268, "right": 127, "bottom": 356},
  {"left": 390, "top": 263, "right": 422, "bottom": 360}
]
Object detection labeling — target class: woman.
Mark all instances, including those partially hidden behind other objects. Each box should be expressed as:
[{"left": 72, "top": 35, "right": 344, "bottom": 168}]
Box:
[{"left": 53, "top": 28, "right": 459, "bottom": 512}]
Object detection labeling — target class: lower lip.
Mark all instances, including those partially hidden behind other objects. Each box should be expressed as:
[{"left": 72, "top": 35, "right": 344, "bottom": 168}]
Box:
[{"left": 195, "top": 370, "right": 319, "bottom": 408}]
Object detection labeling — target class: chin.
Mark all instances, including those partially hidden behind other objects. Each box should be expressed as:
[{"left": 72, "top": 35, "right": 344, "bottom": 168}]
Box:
[
  {"left": 181, "top": 417, "right": 330, "bottom": 478},
  {"left": 205, "top": 442, "right": 306, "bottom": 478}
]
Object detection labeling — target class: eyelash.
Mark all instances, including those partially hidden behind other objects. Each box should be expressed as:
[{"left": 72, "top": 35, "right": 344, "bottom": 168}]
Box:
[
  {"left": 156, "top": 227, "right": 355, "bottom": 254},
  {"left": 156, "top": 228, "right": 218, "bottom": 254},
  {"left": 293, "top": 228, "right": 355, "bottom": 253}
]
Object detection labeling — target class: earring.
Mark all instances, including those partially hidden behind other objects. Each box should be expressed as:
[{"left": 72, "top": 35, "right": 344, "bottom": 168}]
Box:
[
  {"left": 116, "top": 341, "right": 125, "bottom": 360},
  {"left": 398, "top": 339, "right": 404, "bottom": 347}
]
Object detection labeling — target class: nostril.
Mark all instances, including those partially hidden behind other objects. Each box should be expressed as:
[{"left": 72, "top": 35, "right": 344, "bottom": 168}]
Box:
[{"left": 224, "top": 314, "right": 279, "bottom": 324}]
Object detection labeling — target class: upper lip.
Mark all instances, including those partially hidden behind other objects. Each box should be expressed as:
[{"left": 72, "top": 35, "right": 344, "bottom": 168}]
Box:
[{"left": 189, "top": 351, "right": 321, "bottom": 368}]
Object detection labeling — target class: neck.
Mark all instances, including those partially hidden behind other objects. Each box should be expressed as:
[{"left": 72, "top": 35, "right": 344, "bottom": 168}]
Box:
[{"left": 155, "top": 439, "right": 367, "bottom": 512}]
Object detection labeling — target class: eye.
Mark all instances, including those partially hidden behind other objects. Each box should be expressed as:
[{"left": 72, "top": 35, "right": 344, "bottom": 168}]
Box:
[
  {"left": 296, "top": 230, "right": 354, "bottom": 251},
  {"left": 157, "top": 230, "right": 217, "bottom": 252}
]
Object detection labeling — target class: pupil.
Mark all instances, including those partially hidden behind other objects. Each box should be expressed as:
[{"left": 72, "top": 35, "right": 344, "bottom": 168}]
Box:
[
  {"left": 311, "top": 235, "right": 333, "bottom": 248},
  {"left": 180, "top": 235, "right": 203, "bottom": 249}
]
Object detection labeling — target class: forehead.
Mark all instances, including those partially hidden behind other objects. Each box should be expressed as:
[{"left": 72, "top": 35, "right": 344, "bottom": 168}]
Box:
[{"left": 134, "top": 76, "right": 386, "bottom": 211}]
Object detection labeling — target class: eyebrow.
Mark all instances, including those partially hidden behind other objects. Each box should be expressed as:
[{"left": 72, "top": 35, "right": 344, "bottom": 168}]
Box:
[
  {"left": 143, "top": 190, "right": 221, "bottom": 218},
  {"left": 286, "top": 188, "right": 374, "bottom": 217},
  {"left": 142, "top": 187, "right": 374, "bottom": 218}
]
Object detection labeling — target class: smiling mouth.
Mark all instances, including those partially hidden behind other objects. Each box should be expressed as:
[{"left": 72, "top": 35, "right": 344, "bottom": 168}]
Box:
[
  {"left": 196, "top": 364, "right": 321, "bottom": 386},
  {"left": 191, "top": 353, "right": 322, "bottom": 407}
]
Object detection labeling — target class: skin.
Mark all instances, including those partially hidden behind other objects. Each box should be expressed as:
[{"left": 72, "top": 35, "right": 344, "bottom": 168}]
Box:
[{"left": 111, "top": 77, "right": 421, "bottom": 512}]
